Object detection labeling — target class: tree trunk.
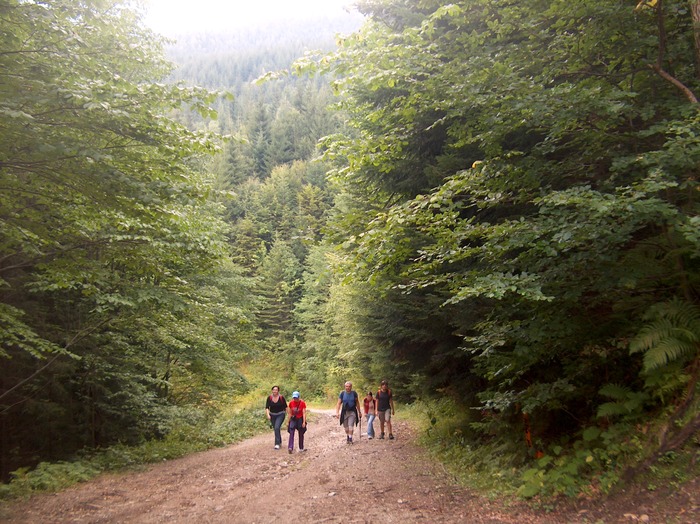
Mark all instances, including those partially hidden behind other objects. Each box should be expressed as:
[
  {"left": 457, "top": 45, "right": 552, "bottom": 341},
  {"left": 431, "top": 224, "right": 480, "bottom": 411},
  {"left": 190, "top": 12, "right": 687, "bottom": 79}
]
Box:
[{"left": 692, "top": 0, "right": 700, "bottom": 79}]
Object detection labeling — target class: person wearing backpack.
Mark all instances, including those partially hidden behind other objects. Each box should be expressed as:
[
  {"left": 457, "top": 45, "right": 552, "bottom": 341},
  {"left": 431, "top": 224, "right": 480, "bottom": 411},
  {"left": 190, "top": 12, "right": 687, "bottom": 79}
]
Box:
[
  {"left": 335, "top": 381, "right": 361, "bottom": 444},
  {"left": 286, "top": 391, "right": 307, "bottom": 454},
  {"left": 265, "top": 385, "right": 287, "bottom": 450},
  {"left": 376, "top": 379, "right": 395, "bottom": 440}
]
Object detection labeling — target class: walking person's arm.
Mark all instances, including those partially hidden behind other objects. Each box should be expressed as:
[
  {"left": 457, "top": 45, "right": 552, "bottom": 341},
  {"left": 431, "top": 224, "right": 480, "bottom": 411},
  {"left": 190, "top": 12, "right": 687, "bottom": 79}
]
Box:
[{"left": 335, "top": 396, "right": 342, "bottom": 418}]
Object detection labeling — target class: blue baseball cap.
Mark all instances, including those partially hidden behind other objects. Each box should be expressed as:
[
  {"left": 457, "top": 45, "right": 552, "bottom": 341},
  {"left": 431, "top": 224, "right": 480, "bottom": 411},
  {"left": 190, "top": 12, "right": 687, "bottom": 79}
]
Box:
[{"left": 292, "top": 391, "right": 300, "bottom": 398}]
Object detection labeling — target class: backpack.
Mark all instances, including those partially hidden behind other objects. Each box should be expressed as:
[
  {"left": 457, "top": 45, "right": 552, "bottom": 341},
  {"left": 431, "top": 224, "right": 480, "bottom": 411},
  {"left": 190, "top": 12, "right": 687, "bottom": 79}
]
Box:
[{"left": 377, "top": 388, "right": 392, "bottom": 409}]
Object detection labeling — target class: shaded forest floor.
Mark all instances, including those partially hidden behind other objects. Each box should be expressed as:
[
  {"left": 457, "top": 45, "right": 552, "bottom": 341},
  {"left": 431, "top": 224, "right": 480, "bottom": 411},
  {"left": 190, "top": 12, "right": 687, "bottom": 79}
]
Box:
[{"left": 0, "top": 409, "right": 698, "bottom": 523}]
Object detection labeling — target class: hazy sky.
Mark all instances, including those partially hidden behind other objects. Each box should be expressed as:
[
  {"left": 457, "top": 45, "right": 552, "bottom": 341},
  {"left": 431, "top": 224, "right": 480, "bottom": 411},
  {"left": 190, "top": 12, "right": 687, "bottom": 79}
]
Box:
[{"left": 143, "top": 0, "right": 359, "bottom": 35}]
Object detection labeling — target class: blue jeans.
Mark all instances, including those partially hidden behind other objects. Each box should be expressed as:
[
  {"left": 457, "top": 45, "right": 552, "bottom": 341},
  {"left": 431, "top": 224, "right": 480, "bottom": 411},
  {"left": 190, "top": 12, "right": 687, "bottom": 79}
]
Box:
[
  {"left": 366, "top": 414, "right": 375, "bottom": 438},
  {"left": 270, "top": 412, "right": 285, "bottom": 446}
]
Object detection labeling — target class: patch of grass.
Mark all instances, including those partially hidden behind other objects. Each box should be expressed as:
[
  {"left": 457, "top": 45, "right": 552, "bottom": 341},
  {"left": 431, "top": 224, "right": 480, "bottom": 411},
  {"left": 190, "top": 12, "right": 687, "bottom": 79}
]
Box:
[{"left": 636, "top": 445, "right": 700, "bottom": 493}]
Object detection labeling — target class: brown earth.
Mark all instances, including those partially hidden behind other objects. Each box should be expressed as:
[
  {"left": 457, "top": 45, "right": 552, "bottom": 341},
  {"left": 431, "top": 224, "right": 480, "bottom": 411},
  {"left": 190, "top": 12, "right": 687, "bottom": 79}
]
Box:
[{"left": 0, "top": 409, "right": 698, "bottom": 523}]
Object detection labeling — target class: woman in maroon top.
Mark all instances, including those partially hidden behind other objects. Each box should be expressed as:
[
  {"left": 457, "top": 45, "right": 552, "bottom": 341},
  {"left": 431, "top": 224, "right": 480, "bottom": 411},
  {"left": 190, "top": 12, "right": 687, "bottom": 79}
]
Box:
[{"left": 363, "top": 391, "right": 376, "bottom": 439}]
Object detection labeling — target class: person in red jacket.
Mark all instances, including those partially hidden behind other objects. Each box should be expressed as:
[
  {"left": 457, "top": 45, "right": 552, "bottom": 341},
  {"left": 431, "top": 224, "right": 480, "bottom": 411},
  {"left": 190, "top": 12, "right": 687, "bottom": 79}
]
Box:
[{"left": 287, "top": 391, "right": 307, "bottom": 453}]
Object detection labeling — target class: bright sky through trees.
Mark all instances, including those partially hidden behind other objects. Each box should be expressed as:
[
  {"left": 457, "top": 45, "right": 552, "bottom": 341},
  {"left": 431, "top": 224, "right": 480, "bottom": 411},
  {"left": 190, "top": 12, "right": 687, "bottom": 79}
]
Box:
[{"left": 143, "top": 0, "right": 358, "bottom": 35}]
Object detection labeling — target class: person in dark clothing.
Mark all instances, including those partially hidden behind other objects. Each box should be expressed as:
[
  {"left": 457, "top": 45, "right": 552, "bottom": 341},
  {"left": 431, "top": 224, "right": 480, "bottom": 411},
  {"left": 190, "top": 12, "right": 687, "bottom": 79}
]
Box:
[
  {"left": 376, "top": 379, "right": 395, "bottom": 440},
  {"left": 265, "top": 385, "right": 287, "bottom": 449}
]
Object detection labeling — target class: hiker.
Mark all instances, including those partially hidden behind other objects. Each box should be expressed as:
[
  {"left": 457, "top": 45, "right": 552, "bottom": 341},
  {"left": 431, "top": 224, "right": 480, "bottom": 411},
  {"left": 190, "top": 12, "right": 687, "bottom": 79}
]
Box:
[
  {"left": 287, "top": 390, "right": 307, "bottom": 454},
  {"left": 363, "top": 391, "right": 377, "bottom": 439},
  {"left": 265, "top": 385, "right": 287, "bottom": 450},
  {"left": 376, "top": 379, "right": 395, "bottom": 440},
  {"left": 335, "top": 381, "right": 361, "bottom": 444}
]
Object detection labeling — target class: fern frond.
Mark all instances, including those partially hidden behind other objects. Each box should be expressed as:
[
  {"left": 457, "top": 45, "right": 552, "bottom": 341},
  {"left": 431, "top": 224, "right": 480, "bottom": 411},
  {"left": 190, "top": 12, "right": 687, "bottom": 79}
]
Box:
[
  {"left": 597, "top": 401, "right": 630, "bottom": 418},
  {"left": 643, "top": 338, "right": 696, "bottom": 371},
  {"left": 630, "top": 319, "right": 675, "bottom": 354},
  {"left": 630, "top": 299, "right": 700, "bottom": 372},
  {"left": 596, "top": 386, "right": 648, "bottom": 419},
  {"left": 645, "top": 298, "right": 700, "bottom": 329},
  {"left": 643, "top": 366, "right": 689, "bottom": 393},
  {"left": 598, "top": 383, "right": 630, "bottom": 400}
]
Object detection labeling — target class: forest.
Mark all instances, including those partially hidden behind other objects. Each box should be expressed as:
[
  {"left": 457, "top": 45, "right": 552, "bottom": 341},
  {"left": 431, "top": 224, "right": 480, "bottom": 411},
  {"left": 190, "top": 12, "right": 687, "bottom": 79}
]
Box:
[{"left": 1, "top": 0, "right": 699, "bottom": 501}]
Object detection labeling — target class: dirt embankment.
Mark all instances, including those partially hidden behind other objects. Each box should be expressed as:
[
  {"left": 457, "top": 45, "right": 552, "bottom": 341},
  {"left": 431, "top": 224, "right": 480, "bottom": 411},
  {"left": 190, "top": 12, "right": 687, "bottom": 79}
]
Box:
[{"left": 0, "top": 409, "right": 698, "bottom": 523}]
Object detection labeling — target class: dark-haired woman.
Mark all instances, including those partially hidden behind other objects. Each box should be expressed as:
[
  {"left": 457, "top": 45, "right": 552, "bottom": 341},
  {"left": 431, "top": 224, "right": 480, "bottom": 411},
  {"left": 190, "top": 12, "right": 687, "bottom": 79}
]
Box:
[{"left": 265, "top": 386, "right": 287, "bottom": 449}]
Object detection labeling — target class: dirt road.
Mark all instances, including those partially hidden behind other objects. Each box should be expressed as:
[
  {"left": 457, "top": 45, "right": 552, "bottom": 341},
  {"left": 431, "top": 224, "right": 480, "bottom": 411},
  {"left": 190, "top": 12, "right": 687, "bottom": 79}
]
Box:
[{"left": 0, "top": 409, "right": 698, "bottom": 523}]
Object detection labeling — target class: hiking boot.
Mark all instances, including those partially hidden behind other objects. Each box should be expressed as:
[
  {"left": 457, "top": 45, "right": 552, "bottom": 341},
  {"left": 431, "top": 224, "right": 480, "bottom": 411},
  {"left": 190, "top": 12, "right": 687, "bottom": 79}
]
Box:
[
  {"left": 368, "top": 435, "right": 373, "bottom": 440},
  {"left": 379, "top": 433, "right": 385, "bottom": 439},
  {"left": 274, "top": 445, "right": 280, "bottom": 450},
  {"left": 348, "top": 436, "right": 353, "bottom": 444},
  {"left": 300, "top": 448, "right": 307, "bottom": 452},
  {"left": 288, "top": 448, "right": 293, "bottom": 454},
  {"left": 389, "top": 434, "right": 395, "bottom": 440}
]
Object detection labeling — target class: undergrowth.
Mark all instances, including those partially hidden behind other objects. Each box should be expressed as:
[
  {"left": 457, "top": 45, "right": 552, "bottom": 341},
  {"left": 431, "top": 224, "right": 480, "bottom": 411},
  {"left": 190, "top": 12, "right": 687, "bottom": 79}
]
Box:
[
  {"left": 0, "top": 405, "right": 269, "bottom": 501},
  {"left": 405, "top": 399, "right": 523, "bottom": 498},
  {"left": 407, "top": 398, "right": 700, "bottom": 506},
  {"left": 637, "top": 446, "right": 700, "bottom": 493}
]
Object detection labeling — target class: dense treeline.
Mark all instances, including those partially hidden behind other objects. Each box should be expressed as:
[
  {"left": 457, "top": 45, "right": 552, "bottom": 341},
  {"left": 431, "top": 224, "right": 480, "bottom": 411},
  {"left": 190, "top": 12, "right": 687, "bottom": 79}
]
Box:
[
  {"left": 0, "top": 0, "right": 258, "bottom": 481},
  {"left": 298, "top": 0, "right": 700, "bottom": 497}
]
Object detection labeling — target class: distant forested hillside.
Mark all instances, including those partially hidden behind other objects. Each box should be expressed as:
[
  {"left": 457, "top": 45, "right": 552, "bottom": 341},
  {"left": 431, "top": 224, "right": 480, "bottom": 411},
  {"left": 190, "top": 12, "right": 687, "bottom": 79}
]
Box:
[{"left": 166, "top": 14, "right": 364, "bottom": 90}]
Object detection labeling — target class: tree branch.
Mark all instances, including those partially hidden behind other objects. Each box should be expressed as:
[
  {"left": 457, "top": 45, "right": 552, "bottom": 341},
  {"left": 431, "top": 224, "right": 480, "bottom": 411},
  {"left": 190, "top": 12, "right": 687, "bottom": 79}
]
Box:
[
  {"left": 648, "top": 0, "right": 698, "bottom": 103},
  {"left": 0, "top": 320, "right": 109, "bottom": 403},
  {"left": 648, "top": 63, "right": 699, "bottom": 104}
]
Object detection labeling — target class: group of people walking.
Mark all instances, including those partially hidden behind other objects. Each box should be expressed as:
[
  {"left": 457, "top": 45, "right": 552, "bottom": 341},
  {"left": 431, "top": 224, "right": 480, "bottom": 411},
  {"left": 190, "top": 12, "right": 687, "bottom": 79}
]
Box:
[
  {"left": 335, "top": 380, "right": 394, "bottom": 443},
  {"left": 264, "top": 380, "right": 395, "bottom": 451}
]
